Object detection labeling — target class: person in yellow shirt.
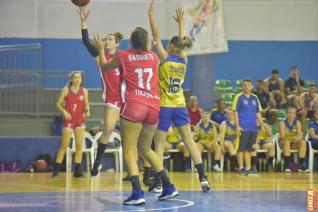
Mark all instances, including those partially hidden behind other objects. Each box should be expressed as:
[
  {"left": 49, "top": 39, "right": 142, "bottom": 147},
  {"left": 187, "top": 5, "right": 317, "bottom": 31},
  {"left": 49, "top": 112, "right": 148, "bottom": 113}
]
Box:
[
  {"left": 165, "top": 126, "right": 191, "bottom": 172},
  {"left": 279, "top": 107, "right": 308, "bottom": 172},
  {"left": 252, "top": 120, "right": 274, "bottom": 171},
  {"left": 195, "top": 112, "right": 222, "bottom": 172},
  {"left": 219, "top": 108, "right": 238, "bottom": 171}
]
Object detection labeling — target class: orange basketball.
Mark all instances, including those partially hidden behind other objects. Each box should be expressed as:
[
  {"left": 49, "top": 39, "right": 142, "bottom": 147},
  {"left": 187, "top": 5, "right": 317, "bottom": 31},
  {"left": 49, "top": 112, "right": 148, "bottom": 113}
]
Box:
[
  {"left": 34, "top": 159, "right": 48, "bottom": 172},
  {"left": 71, "top": 0, "right": 90, "bottom": 7}
]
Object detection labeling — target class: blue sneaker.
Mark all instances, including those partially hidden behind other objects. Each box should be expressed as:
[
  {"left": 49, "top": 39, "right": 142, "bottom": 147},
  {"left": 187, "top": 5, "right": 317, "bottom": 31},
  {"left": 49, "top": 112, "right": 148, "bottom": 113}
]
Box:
[
  {"left": 123, "top": 190, "right": 145, "bottom": 205},
  {"left": 158, "top": 184, "right": 179, "bottom": 201}
]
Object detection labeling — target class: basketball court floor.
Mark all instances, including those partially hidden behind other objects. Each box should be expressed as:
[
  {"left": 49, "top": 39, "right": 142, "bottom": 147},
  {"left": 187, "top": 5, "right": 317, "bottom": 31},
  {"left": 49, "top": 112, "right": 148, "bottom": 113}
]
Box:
[{"left": 0, "top": 172, "right": 315, "bottom": 211}]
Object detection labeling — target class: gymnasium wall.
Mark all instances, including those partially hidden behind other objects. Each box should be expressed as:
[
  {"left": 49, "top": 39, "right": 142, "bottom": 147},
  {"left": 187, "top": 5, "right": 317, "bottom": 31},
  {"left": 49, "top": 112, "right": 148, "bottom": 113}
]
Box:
[{"left": 0, "top": 0, "right": 317, "bottom": 89}]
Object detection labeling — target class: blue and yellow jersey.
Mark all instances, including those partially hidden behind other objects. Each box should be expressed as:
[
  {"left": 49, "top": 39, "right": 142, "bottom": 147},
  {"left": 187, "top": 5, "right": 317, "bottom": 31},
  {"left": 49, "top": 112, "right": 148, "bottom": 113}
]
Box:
[
  {"left": 309, "top": 121, "right": 318, "bottom": 141},
  {"left": 283, "top": 119, "right": 298, "bottom": 139},
  {"left": 257, "top": 123, "right": 272, "bottom": 144},
  {"left": 159, "top": 55, "right": 187, "bottom": 108},
  {"left": 166, "top": 127, "right": 181, "bottom": 143},
  {"left": 232, "top": 93, "right": 262, "bottom": 132},
  {"left": 224, "top": 120, "right": 236, "bottom": 141},
  {"left": 197, "top": 122, "right": 215, "bottom": 141}
]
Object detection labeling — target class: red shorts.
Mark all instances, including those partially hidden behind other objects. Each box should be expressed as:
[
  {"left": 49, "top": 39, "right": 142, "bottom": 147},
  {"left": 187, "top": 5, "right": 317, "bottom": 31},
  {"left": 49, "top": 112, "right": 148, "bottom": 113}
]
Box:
[
  {"left": 120, "top": 102, "right": 159, "bottom": 126},
  {"left": 105, "top": 98, "right": 122, "bottom": 110},
  {"left": 63, "top": 120, "right": 85, "bottom": 131}
]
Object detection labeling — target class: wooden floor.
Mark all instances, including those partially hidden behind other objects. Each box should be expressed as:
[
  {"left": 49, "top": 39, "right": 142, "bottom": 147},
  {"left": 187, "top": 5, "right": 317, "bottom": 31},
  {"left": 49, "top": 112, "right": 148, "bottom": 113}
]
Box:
[
  {"left": 0, "top": 172, "right": 316, "bottom": 211},
  {"left": 0, "top": 171, "right": 317, "bottom": 192}
]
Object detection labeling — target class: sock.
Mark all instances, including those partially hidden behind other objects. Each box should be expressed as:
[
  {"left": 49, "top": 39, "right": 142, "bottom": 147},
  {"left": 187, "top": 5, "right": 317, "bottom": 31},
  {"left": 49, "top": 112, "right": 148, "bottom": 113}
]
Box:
[
  {"left": 299, "top": 158, "right": 305, "bottom": 168},
  {"left": 230, "top": 155, "right": 237, "bottom": 164},
  {"left": 144, "top": 167, "right": 151, "bottom": 176},
  {"left": 95, "top": 143, "right": 107, "bottom": 163},
  {"left": 53, "top": 162, "right": 61, "bottom": 171},
  {"left": 184, "top": 157, "right": 191, "bottom": 170},
  {"left": 130, "top": 175, "right": 142, "bottom": 192},
  {"left": 156, "top": 170, "right": 171, "bottom": 188},
  {"left": 195, "top": 163, "right": 205, "bottom": 180},
  {"left": 284, "top": 156, "right": 290, "bottom": 169},
  {"left": 251, "top": 156, "right": 258, "bottom": 168},
  {"left": 268, "top": 157, "right": 274, "bottom": 166}
]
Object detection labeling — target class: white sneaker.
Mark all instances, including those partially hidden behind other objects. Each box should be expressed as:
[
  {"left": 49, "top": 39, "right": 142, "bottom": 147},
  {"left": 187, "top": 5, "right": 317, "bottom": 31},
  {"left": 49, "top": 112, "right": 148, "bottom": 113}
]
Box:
[
  {"left": 213, "top": 164, "right": 222, "bottom": 172},
  {"left": 284, "top": 168, "right": 291, "bottom": 173}
]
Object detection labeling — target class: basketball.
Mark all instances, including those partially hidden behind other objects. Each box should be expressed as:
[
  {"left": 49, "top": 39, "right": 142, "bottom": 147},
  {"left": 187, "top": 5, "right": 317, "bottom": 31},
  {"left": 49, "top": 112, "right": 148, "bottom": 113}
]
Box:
[
  {"left": 34, "top": 159, "right": 48, "bottom": 172},
  {"left": 71, "top": 0, "right": 90, "bottom": 7}
]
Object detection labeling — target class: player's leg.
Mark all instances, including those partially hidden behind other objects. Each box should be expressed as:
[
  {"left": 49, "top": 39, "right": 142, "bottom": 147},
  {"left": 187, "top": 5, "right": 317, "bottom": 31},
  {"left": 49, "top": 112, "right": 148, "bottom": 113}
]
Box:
[
  {"left": 178, "top": 142, "right": 191, "bottom": 172},
  {"left": 91, "top": 106, "right": 120, "bottom": 176},
  {"left": 225, "top": 141, "right": 238, "bottom": 171},
  {"left": 52, "top": 127, "right": 73, "bottom": 177},
  {"left": 293, "top": 139, "right": 308, "bottom": 172},
  {"left": 280, "top": 139, "right": 291, "bottom": 172},
  {"left": 206, "top": 142, "right": 222, "bottom": 172},
  {"left": 73, "top": 126, "right": 85, "bottom": 177}
]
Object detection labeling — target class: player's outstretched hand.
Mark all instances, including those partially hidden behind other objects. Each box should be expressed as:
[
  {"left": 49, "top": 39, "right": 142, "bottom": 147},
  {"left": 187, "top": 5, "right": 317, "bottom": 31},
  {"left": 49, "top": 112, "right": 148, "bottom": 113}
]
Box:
[
  {"left": 92, "top": 33, "right": 105, "bottom": 51},
  {"left": 77, "top": 6, "right": 89, "bottom": 22},
  {"left": 148, "top": 0, "right": 155, "bottom": 15},
  {"left": 173, "top": 8, "right": 184, "bottom": 24}
]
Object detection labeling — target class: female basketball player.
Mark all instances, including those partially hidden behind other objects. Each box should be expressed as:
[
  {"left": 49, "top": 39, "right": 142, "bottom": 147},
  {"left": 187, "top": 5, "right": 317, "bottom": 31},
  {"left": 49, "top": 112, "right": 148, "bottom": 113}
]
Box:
[
  {"left": 77, "top": 6, "right": 124, "bottom": 177},
  {"left": 148, "top": 0, "right": 210, "bottom": 192},
  {"left": 93, "top": 27, "right": 178, "bottom": 205},
  {"left": 219, "top": 108, "right": 238, "bottom": 171},
  {"left": 52, "top": 71, "right": 90, "bottom": 178},
  {"left": 195, "top": 111, "right": 222, "bottom": 172}
]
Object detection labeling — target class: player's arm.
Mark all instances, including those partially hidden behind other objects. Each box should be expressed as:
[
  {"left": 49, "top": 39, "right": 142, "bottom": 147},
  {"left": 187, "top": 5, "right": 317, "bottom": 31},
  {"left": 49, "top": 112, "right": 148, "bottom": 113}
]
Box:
[
  {"left": 173, "top": 8, "right": 188, "bottom": 59},
  {"left": 212, "top": 123, "right": 218, "bottom": 143},
  {"left": 309, "top": 127, "right": 318, "bottom": 139},
  {"left": 295, "top": 121, "right": 303, "bottom": 140},
  {"left": 299, "top": 93, "right": 306, "bottom": 109},
  {"left": 83, "top": 88, "right": 90, "bottom": 118},
  {"left": 77, "top": 6, "right": 99, "bottom": 59},
  {"left": 279, "top": 121, "right": 286, "bottom": 140},
  {"left": 56, "top": 87, "right": 71, "bottom": 120},
  {"left": 219, "top": 121, "right": 226, "bottom": 147},
  {"left": 92, "top": 33, "right": 121, "bottom": 72},
  {"left": 148, "top": 0, "right": 168, "bottom": 61}
]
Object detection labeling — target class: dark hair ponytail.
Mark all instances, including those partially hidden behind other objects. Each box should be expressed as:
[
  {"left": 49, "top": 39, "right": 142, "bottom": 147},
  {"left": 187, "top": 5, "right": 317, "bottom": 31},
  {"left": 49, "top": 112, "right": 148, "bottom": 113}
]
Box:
[
  {"left": 169, "top": 36, "right": 193, "bottom": 53},
  {"left": 130, "top": 27, "right": 149, "bottom": 51},
  {"left": 113, "top": 32, "right": 123, "bottom": 43}
]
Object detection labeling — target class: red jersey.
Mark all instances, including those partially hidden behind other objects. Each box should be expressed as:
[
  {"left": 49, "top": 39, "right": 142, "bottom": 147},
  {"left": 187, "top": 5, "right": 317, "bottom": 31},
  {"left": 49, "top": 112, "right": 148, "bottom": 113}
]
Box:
[
  {"left": 187, "top": 106, "right": 203, "bottom": 126},
  {"left": 64, "top": 87, "right": 86, "bottom": 123},
  {"left": 117, "top": 50, "right": 160, "bottom": 111},
  {"left": 98, "top": 53, "right": 122, "bottom": 107}
]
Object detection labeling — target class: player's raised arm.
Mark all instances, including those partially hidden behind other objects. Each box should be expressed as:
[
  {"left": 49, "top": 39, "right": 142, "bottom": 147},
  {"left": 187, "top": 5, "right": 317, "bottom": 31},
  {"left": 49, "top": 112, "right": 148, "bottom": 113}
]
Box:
[
  {"left": 148, "top": 0, "right": 168, "bottom": 61},
  {"left": 92, "top": 33, "right": 121, "bottom": 72},
  {"left": 173, "top": 8, "right": 185, "bottom": 39}
]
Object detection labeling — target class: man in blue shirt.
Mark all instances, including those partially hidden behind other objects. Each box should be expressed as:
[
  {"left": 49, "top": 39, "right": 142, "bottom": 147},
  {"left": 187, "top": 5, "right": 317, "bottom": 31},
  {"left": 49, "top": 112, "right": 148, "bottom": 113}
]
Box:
[{"left": 232, "top": 79, "right": 265, "bottom": 176}]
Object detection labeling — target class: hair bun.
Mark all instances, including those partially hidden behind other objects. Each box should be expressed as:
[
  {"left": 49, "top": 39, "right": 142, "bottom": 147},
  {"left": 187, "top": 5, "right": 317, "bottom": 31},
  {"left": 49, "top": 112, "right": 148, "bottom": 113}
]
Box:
[{"left": 114, "top": 32, "right": 124, "bottom": 42}]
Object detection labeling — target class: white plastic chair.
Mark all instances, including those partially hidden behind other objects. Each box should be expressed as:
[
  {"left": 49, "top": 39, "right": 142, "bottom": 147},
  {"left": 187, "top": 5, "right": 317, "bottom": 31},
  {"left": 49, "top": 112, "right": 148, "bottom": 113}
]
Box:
[
  {"left": 94, "top": 131, "right": 123, "bottom": 172},
  {"left": 305, "top": 133, "right": 318, "bottom": 172},
  {"left": 275, "top": 133, "right": 299, "bottom": 163},
  {"left": 66, "top": 131, "right": 95, "bottom": 172}
]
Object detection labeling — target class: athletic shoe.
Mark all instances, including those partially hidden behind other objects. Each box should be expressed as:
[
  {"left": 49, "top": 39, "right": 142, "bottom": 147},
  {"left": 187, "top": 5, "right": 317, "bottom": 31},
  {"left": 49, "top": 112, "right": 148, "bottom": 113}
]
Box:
[
  {"left": 143, "top": 172, "right": 154, "bottom": 187},
  {"left": 298, "top": 167, "right": 310, "bottom": 173},
  {"left": 284, "top": 168, "right": 291, "bottom": 173},
  {"left": 163, "top": 152, "right": 171, "bottom": 160},
  {"left": 51, "top": 170, "right": 59, "bottom": 178},
  {"left": 247, "top": 168, "right": 259, "bottom": 176},
  {"left": 123, "top": 190, "right": 145, "bottom": 205},
  {"left": 148, "top": 183, "right": 163, "bottom": 193},
  {"left": 73, "top": 164, "right": 85, "bottom": 178},
  {"left": 200, "top": 177, "right": 210, "bottom": 192},
  {"left": 213, "top": 164, "right": 222, "bottom": 172},
  {"left": 239, "top": 168, "right": 248, "bottom": 176},
  {"left": 51, "top": 163, "right": 60, "bottom": 178},
  {"left": 158, "top": 184, "right": 179, "bottom": 201},
  {"left": 91, "top": 162, "right": 102, "bottom": 177}
]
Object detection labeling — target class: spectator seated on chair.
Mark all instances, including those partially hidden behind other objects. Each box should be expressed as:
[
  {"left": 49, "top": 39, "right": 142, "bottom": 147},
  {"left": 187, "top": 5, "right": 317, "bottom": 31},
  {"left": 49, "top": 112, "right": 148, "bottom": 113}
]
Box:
[
  {"left": 252, "top": 121, "right": 275, "bottom": 171},
  {"left": 279, "top": 107, "right": 308, "bottom": 173},
  {"left": 194, "top": 111, "right": 222, "bottom": 172},
  {"left": 254, "top": 80, "right": 271, "bottom": 117},
  {"left": 308, "top": 110, "right": 318, "bottom": 150},
  {"left": 299, "top": 84, "right": 318, "bottom": 130},
  {"left": 285, "top": 66, "right": 304, "bottom": 112},
  {"left": 210, "top": 99, "right": 227, "bottom": 130},
  {"left": 187, "top": 95, "right": 203, "bottom": 131},
  {"left": 219, "top": 107, "right": 238, "bottom": 171},
  {"left": 264, "top": 69, "right": 287, "bottom": 109},
  {"left": 164, "top": 126, "right": 191, "bottom": 172},
  {"left": 266, "top": 109, "right": 280, "bottom": 134}
]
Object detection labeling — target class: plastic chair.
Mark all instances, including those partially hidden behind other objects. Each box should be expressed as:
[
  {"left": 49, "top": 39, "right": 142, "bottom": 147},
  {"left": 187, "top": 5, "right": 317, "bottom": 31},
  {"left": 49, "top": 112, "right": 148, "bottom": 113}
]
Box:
[
  {"left": 222, "top": 93, "right": 236, "bottom": 106},
  {"left": 235, "top": 80, "right": 243, "bottom": 92},
  {"left": 215, "top": 80, "right": 232, "bottom": 92},
  {"left": 66, "top": 131, "right": 95, "bottom": 172},
  {"left": 94, "top": 131, "right": 123, "bottom": 172},
  {"left": 305, "top": 133, "right": 318, "bottom": 172}
]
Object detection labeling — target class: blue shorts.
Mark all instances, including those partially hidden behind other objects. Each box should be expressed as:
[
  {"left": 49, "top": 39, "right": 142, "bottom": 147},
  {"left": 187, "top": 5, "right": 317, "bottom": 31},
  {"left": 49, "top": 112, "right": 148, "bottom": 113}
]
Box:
[{"left": 158, "top": 107, "right": 190, "bottom": 132}]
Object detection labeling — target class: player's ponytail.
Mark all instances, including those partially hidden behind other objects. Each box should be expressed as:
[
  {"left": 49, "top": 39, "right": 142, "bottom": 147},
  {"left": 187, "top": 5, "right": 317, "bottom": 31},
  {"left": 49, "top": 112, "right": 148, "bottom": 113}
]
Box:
[
  {"left": 169, "top": 36, "right": 193, "bottom": 53},
  {"left": 113, "top": 32, "right": 124, "bottom": 43},
  {"left": 130, "top": 27, "right": 149, "bottom": 51}
]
